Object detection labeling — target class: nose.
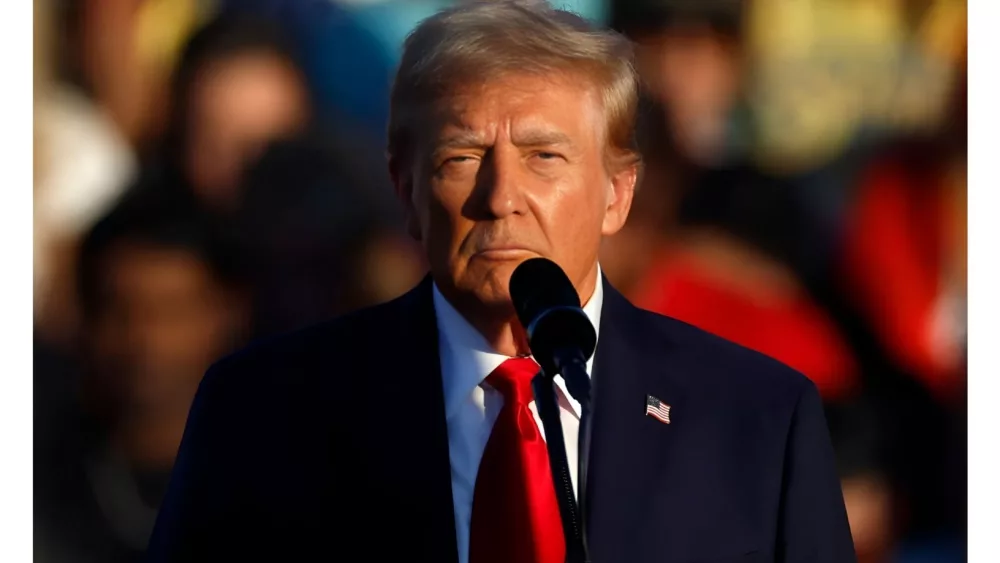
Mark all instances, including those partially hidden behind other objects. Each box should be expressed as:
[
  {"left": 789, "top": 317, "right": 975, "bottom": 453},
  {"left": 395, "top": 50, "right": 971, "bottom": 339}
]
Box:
[{"left": 469, "top": 144, "right": 527, "bottom": 220}]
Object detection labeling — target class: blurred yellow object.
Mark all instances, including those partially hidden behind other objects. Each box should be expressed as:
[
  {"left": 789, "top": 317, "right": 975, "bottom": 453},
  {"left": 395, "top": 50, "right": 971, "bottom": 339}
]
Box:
[
  {"left": 133, "top": 0, "right": 212, "bottom": 73},
  {"left": 747, "top": 0, "right": 964, "bottom": 173},
  {"left": 916, "top": 0, "right": 967, "bottom": 64}
]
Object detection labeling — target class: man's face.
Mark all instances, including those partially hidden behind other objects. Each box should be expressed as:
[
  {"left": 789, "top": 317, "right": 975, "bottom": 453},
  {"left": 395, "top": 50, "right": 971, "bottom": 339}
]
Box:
[
  {"left": 90, "top": 243, "right": 242, "bottom": 415},
  {"left": 394, "top": 72, "right": 636, "bottom": 314}
]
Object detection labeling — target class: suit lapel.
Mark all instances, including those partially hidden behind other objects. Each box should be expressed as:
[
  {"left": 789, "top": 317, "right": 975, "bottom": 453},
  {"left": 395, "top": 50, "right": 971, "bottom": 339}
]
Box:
[
  {"left": 585, "top": 281, "right": 688, "bottom": 561},
  {"left": 372, "top": 277, "right": 458, "bottom": 562},
  {"left": 359, "top": 277, "right": 692, "bottom": 562}
]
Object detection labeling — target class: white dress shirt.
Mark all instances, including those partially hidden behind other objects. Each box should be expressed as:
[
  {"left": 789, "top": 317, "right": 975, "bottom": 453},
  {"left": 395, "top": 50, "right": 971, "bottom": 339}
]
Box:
[{"left": 433, "top": 268, "right": 604, "bottom": 563}]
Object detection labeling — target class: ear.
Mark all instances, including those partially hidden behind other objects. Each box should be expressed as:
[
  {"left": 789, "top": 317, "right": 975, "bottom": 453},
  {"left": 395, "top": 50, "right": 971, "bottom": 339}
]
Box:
[
  {"left": 600, "top": 160, "right": 638, "bottom": 237},
  {"left": 389, "top": 154, "right": 423, "bottom": 241}
]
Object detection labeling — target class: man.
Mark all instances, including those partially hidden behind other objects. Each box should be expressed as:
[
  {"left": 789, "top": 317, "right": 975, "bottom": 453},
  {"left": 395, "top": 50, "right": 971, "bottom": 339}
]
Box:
[
  {"left": 147, "top": 3, "right": 855, "bottom": 562},
  {"left": 36, "top": 189, "right": 247, "bottom": 563}
]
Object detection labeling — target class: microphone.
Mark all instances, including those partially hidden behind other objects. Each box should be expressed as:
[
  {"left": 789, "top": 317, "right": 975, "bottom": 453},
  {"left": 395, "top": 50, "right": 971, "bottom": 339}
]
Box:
[
  {"left": 509, "top": 257, "right": 597, "bottom": 409},
  {"left": 509, "top": 257, "right": 595, "bottom": 563}
]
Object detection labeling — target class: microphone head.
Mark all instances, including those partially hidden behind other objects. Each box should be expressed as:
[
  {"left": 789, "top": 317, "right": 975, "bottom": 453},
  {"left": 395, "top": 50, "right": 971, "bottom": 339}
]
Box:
[{"left": 509, "top": 258, "right": 597, "bottom": 375}]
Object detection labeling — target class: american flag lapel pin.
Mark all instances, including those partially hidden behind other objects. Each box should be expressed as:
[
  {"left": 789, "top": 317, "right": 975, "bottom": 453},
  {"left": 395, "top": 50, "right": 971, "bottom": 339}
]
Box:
[{"left": 645, "top": 395, "right": 671, "bottom": 424}]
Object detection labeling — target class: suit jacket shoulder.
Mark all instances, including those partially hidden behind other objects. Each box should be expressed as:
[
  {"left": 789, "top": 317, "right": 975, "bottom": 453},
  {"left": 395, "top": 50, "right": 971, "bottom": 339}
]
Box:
[
  {"left": 148, "top": 278, "right": 460, "bottom": 562},
  {"left": 585, "top": 284, "right": 854, "bottom": 563},
  {"left": 604, "top": 288, "right": 815, "bottom": 419},
  {"left": 205, "top": 286, "right": 414, "bottom": 393}
]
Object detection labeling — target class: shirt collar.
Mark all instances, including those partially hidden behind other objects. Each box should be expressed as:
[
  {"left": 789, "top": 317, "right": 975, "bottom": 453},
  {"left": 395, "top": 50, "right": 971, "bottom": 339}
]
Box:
[{"left": 435, "top": 265, "right": 604, "bottom": 420}]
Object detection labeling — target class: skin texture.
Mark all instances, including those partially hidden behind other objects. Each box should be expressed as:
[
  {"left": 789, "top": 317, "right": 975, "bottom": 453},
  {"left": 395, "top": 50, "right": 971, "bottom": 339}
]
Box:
[{"left": 392, "top": 72, "right": 637, "bottom": 356}]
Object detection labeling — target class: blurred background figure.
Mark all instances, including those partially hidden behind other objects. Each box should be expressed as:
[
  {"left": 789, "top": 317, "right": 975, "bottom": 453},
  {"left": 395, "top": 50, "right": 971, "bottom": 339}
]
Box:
[
  {"left": 35, "top": 190, "right": 248, "bottom": 563},
  {"left": 602, "top": 2, "right": 966, "bottom": 563},
  {"left": 151, "top": 12, "right": 312, "bottom": 213},
  {"left": 34, "top": 0, "right": 142, "bottom": 348},
  {"left": 233, "top": 130, "right": 425, "bottom": 339},
  {"left": 601, "top": 0, "right": 749, "bottom": 295},
  {"left": 33, "top": 1, "right": 966, "bottom": 562}
]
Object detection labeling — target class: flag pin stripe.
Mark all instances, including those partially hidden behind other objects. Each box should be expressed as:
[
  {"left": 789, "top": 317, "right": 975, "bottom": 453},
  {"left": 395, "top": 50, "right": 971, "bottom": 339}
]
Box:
[{"left": 645, "top": 395, "right": 671, "bottom": 424}]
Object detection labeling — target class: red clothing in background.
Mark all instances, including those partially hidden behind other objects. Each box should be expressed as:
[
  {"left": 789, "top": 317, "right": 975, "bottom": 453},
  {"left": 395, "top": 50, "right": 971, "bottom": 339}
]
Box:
[
  {"left": 635, "top": 249, "right": 859, "bottom": 402},
  {"left": 838, "top": 157, "right": 964, "bottom": 400}
]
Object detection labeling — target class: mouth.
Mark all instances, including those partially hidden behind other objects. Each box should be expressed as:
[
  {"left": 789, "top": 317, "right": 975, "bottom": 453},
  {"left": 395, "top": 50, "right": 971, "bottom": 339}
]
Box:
[{"left": 473, "top": 248, "right": 537, "bottom": 261}]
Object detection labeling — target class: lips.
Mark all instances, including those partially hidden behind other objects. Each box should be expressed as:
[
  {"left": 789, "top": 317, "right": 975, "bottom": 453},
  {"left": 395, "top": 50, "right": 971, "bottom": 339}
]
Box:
[
  {"left": 473, "top": 247, "right": 536, "bottom": 259},
  {"left": 478, "top": 246, "right": 530, "bottom": 252}
]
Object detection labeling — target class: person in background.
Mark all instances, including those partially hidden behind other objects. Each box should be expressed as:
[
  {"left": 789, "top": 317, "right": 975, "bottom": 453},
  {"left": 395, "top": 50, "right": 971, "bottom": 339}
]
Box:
[
  {"left": 614, "top": 0, "right": 745, "bottom": 169},
  {"left": 212, "top": 0, "right": 610, "bottom": 146},
  {"left": 152, "top": 13, "right": 312, "bottom": 214},
  {"left": 58, "top": 0, "right": 208, "bottom": 149},
  {"left": 234, "top": 130, "right": 426, "bottom": 339},
  {"left": 34, "top": 189, "right": 248, "bottom": 563},
  {"left": 600, "top": 0, "right": 748, "bottom": 295},
  {"left": 607, "top": 0, "right": 858, "bottom": 396},
  {"left": 835, "top": 69, "right": 967, "bottom": 562},
  {"left": 213, "top": 0, "right": 401, "bottom": 143},
  {"left": 34, "top": 0, "right": 140, "bottom": 348},
  {"left": 838, "top": 70, "right": 967, "bottom": 406}
]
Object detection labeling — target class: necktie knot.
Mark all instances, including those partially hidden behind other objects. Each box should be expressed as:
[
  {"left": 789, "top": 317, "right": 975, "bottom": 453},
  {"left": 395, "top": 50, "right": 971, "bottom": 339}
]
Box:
[{"left": 486, "top": 357, "right": 540, "bottom": 405}]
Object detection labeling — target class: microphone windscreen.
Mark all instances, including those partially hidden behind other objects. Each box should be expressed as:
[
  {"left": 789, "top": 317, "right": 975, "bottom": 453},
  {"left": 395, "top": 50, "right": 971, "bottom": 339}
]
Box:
[
  {"left": 510, "top": 258, "right": 597, "bottom": 373},
  {"left": 509, "top": 257, "right": 581, "bottom": 329}
]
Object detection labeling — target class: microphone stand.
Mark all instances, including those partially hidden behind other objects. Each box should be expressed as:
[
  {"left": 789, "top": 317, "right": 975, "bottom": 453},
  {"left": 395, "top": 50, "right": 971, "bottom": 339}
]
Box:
[{"left": 533, "top": 352, "right": 592, "bottom": 563}]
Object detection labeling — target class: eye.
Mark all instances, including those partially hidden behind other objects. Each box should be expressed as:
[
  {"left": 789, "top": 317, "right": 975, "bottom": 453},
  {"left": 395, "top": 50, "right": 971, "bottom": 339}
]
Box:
[
  {"left": 530, "top": 151, "right": 566, "bottom": 166},
  {"left": 434, "top": 155, "right": 474, "bottom": 171},
  {"left": 434, "top": 154, "right": 480, "bottom": 178},
  {"left": 438, "top": 155, "right": 480, "bottom": 168}
]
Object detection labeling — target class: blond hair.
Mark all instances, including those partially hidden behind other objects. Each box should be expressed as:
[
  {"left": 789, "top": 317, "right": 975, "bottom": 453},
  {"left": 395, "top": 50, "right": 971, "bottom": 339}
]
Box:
[{"left": 388, "top": 0, "right": 640, "bottom": 169}]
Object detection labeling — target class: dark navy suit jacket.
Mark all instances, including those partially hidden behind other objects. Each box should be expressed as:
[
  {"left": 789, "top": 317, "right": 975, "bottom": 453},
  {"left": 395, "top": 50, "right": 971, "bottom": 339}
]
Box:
[{"left": 147, "top": 276, "right": 856, "bottom": 562}]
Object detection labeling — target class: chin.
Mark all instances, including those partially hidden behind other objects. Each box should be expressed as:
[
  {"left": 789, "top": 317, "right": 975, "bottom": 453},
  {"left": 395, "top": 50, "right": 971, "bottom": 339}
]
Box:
[
  {"left": 482, "top": 261, "right": 520, "bottom": 293},
  {"left": 474, "top": 286, "right": 514, "bottom": 309},
  {"left": 450, "top": 266, "right": 516, "bottom": 310}
]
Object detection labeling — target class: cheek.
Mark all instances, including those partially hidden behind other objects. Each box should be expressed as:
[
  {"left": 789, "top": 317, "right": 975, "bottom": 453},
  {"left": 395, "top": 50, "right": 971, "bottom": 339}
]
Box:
[
  {"left": 537, "top": 178, "right": 606, "bottom": 247},
  {"left": 562, "top": 172, "right": 609, "bottom": 220},
  {"left": 416, "top": 182, "right": 472, "bottom": 260}
]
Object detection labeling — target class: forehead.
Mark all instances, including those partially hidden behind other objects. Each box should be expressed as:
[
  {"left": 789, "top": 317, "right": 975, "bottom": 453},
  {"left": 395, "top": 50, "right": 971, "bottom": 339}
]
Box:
[{"left": 425, "top": 72, "right": 605, "bottom": 147}]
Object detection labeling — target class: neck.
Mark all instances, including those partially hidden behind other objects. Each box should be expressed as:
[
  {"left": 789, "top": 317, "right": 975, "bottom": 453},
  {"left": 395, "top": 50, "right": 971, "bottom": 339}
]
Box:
[{"left": 440, "top": 262, "right": 600, "bottom": 358}]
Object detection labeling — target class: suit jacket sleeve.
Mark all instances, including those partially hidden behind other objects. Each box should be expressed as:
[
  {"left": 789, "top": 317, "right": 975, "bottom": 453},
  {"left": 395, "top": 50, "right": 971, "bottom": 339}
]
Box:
[
  {"left": 146, "top": 361, "right": 246, "bottom": 562},
  {"left": 778, "top": 381, "right": 857, "bottom": 563}
]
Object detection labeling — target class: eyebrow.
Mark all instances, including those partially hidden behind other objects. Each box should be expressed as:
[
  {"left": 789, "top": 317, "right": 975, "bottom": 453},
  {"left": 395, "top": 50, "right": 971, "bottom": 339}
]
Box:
[
  {"left": 435, "top": 130, "right": 490, "bottom": 152},
  {"left": 433, "top": 128, "right": 575, "bottom": 153},
  {"left": 512, "top": 130, "right": 574, "bottom": 148}
]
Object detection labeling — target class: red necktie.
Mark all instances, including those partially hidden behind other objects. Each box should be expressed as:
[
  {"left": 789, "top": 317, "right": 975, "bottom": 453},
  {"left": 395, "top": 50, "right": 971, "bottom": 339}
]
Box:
[{"left": 469, "top": 357, "right": 566, "bottom": 563}]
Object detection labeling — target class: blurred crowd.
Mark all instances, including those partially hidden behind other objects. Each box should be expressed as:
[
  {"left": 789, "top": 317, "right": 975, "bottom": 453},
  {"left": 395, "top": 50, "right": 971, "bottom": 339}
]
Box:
[{"left": 32, "top": 1, "right": 967, "bottom": 563}]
